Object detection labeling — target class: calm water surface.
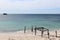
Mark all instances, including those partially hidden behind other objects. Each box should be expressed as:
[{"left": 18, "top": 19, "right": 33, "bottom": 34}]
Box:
[{"left": 0, "top": 14, "right": 60, "bottom": 32}]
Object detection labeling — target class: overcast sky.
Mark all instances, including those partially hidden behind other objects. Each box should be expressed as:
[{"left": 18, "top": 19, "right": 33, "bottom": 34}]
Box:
[{"left": 0, "top": 0, "right": 60, "bottom": 14}]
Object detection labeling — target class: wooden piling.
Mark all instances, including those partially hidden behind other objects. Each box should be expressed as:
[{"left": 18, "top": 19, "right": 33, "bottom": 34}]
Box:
[
  {"left": 55, "top": 30, "right": 57, "bottom": 37},
  {"left": 35, "top": 27, "right": 37, "bottom": 35},
  {"left": 41, "top": 30, "right": 44, "bottom": 37},
  {"left": 24, "top": 26, "right": 26, "bottom": 33},
  {"left": 47, "top": 29, "right": 49, "bottom": 38},
  {"left": 31, "top": 26, "right": 33, "bottom": 32}
]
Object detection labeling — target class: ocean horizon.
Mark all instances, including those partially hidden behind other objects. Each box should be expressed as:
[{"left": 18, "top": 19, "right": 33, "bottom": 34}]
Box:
[{"left": 0, "top": 14, "right": 60, "bottom": 32}]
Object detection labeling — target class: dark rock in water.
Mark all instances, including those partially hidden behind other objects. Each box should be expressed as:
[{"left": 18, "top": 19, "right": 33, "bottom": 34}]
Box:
[{"left": 3, "top": 13, "right": 7, "bottom": 15}]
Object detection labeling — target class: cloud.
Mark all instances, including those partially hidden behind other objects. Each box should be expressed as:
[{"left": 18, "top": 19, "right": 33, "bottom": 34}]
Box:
[{"left": 0, "top": 0, "right": 60, "bottom": 13}]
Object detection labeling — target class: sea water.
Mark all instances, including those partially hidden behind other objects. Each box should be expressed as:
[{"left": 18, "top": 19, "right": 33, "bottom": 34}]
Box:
[{"left": 0, "top": 14, "right": 60, "bottom": 32}]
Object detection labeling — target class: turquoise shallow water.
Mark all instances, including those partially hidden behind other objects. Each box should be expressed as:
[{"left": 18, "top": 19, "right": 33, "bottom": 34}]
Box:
[{"left": 0, "top": 14, "right": 60, "bottom": 32}]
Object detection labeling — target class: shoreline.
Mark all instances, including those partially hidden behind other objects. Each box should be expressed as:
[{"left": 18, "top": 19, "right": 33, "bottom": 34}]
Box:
[
  {"left": 0, "top": 29, "right": 60, "bottom": 40},
  {"left": 0, "top": 29, "right": 59, "bottom": 34}
]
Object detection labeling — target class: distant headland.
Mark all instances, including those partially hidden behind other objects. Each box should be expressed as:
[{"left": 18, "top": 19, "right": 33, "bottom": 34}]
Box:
[{"left": 3, "top": 13, "right": 7, "bottom": 15}]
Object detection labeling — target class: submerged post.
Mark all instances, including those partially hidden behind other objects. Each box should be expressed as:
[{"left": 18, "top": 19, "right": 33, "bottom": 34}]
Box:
[
  {"left": 24, "top": 26, "right": 26, "bottom": 33},
  {"left": 31, "top": 25, "right": 33, "bottom": 32}
]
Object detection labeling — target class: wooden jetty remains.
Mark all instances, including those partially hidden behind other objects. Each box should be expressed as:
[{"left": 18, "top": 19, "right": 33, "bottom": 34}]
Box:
[{"left": 34, "top": 27, "right": 49, "bottom": 38}]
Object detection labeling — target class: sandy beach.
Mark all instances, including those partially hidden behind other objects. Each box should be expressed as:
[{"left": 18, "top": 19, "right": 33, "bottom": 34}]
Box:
[
  {"left": 0, "top": 30, "right": 60, "bottom": 40},
  {"left": 0, "top": 14, "right": 60, "bottom": 40}
]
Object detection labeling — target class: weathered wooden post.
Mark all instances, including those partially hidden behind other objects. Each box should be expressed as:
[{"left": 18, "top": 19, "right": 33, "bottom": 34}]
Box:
[
  {"left": 55, "top": 30, "right": 57, "bottom": 37},
  {"left": 24, "top": 26, "right": 26, "bottom": 33},
  {"left": 35, "top": 27, "right": 37, "bottom": 35},
  {"left": 40, "top": 27, "right": 44, "bottom": 37},
  {"left": 47, "top": 29, "right": 49, "bottom": 38},
  {"left": 41, "top": 30, "right": 44, "bottom": 37},
  {"left": 31, "top": 25, "right": 33, "bottom": 32}
]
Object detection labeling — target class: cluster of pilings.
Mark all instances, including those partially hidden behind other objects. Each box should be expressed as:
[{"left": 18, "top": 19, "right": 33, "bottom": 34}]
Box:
[
  {"left": 23, "top": 26, "right": 59, "bottom": 38},
  {"left": 34, "top": 27, "right": 50, "bottom": 38}
]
